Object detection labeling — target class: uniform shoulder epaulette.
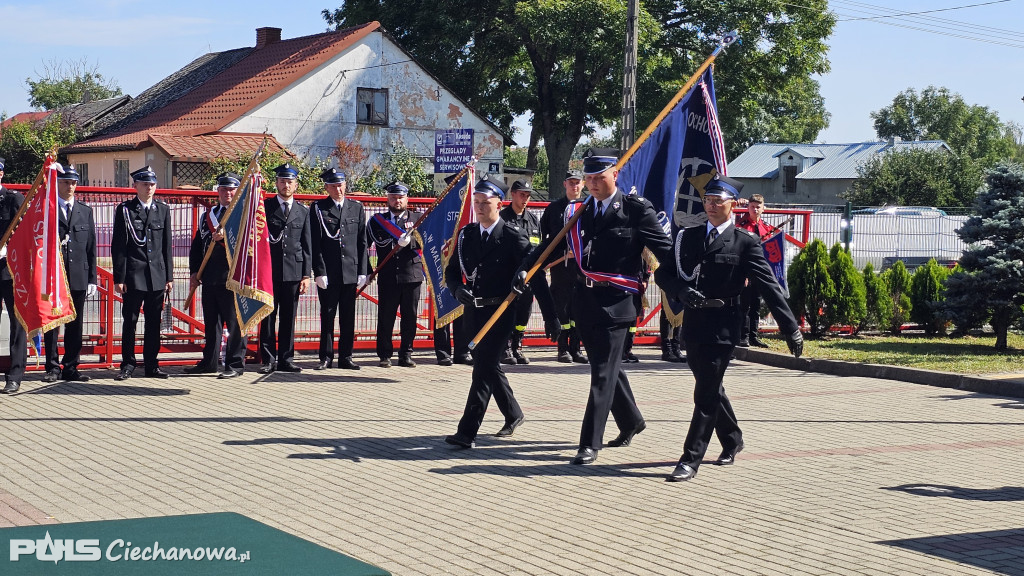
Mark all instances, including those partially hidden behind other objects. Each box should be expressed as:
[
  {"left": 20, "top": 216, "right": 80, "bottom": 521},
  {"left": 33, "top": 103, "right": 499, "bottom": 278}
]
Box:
[
  {"left": 736, "top": 228, "right": 758, "bottom": 239},
  {"left": 506, "top": 222, "right": 521, "bottom": 232},
  {"left": 623, "top": 193, "right": 646, "bottom": 205}
]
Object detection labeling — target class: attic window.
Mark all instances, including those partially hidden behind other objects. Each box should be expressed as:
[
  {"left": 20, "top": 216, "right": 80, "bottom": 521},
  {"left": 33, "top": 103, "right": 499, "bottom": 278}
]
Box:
[{"left": 356, "top": 88, "right": 388, "bottom": 126}]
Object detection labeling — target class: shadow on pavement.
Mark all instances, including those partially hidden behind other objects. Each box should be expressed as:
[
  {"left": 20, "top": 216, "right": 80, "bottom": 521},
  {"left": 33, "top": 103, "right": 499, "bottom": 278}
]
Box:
[
  {"left": 878, "top": 527, "right": 1024, "bottom": 576},
  {"left": 883, "top": 483, "right": 1024, "bottom": 501},
  {"left": 935, "top": 392, "right": 1024, "bottom": 409},
  {"left": 428, "top": 460, "right": 690, "bottom": 479},
  {"left": 23, "top": 382, "right": 190, "bottom": 396}
]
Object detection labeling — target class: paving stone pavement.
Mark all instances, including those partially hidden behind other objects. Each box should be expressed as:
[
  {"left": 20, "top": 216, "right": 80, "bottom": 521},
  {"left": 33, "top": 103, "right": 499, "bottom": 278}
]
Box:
[{"left": 1, "top": 348, "right": 1023, "bottom": 575}]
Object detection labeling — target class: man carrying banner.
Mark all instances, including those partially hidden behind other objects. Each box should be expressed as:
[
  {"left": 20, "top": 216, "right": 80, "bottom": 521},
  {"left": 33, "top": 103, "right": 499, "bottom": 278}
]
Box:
[
  {"left": 0, "top": 157, "right": 27, "bottom": 393},
  {"left": 368, "top": 181, "right": 422, "bottom": 368},
  {"left": 311, "top": 168, "right": 367, "bottom": 371},
  {"left": 112, "top": 166, "right": 173, "bottom": 381},
  {"left": 657, "top": 175, "right": 803, "bottom": 483},
  {"left": 443, "top": 175, "right": 533, "bottom": 447},
  {"left": 187, "top": 173, "right": 246, "bottom": 378},
  {"left": 736, "top": 194, "right": 773, "bottom": 348},
  {"left": 258, "top": 163, "right": 310, "bottom": 374},
  {"left": 541, "top": 171, "right": 588, "bottom": 364},
  {"left": 42, "top": 166, "right": 97, "bottom": 383}
]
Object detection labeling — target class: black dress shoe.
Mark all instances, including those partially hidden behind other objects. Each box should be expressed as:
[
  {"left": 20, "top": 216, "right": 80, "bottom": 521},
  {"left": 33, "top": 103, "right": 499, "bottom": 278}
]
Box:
[
  {"left": 622, "top": 352, "right": 639, "bottom": 363},
  {"left": 606, "top": 421, "right": 646, "bottom": 448},
  {"left": 145, "top": 368, "right": 170, "bottom": 379},
  {"left": 257, "top": 363, "right": 276, "bottom": 374},
  {"left": 556, "top": 351, "right": 573, "bottom": 363},
  {"left": 495, "top": 416, "right": 524, "bottom": 437},
  {"left": 218, "top": 369, "right": 241, "bottom": 379},
  {"left": 338, "top": 357, "right": 361, "bottom": 370},
  {"left": 737, "top": 338, "right": 750, "bottom": 348},
  {"left": 278, "top": 362, "right": 302, "bottom": 373},
  {"left": 42, "top": 370, "right": 61, "bottom": 383},
  {"left": 398, "top": 357, "right": 416, "bottom": 368},
  {"left": 114, "top": 366, "right": 134, "bottom": 381},
  {"left": 314, "top": 359, "right": 332, "bottom": 371},
  {"left": 437, "top": 356, "right": 453, "bottom": 367},
  {"left": 572, "top": 447, "right": 597, "bottom": 465},
  {"left": 717, "top": 441, "right": 745, "bottom": 466},
  {"left": 749, "top": 334, "right": 770, "bottom": 348},
  {"left": 184, "top": 364, "right": 218, "bottom": 375},
  {"left": 667, "top": 463, "right": 697, "bottom": 482},
  {"left": 572, "top": 353, "right": 589, "bottom": 364},
  {"left": 500, "top": 350, "right": 516, "bottom": 365},
  {"left": 1, "top": 381, "right": 20, "bottom": 394},
  {"left": 378, "top": 358, "right": 392, "bottom": 368},
  {"left": 62, "top": 370, "right": 91, "bottom": 382},
  {"left": 444, "top": 434, "right": 475, "bottom": 449}
]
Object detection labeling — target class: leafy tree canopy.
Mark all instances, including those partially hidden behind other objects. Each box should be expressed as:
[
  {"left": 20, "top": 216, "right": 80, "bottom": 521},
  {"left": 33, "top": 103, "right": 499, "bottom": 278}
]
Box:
[
  {"left": 870, "top": 86, "right": 1016, "bottom": 167},
  {"left": 25, "top": 58, "right": 123, "bottom": 111},
  {"left": 843, "top": 148, "right": 983, "bottom": 207},
  {"left": 0, "top": 113, "right": 79, "bottom": 183},
  {"left": 323, "top": 0, "right": 834, "bottom": 196}
]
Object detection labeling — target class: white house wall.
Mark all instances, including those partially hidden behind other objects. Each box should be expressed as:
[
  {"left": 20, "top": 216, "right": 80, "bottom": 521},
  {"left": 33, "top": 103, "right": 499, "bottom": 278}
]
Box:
[{"left": 226, "top": 30, "right": 503, "bottom": 184}]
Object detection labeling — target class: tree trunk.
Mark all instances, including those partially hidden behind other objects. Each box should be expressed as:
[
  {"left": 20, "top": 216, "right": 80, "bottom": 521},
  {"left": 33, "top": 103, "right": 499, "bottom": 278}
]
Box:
[
  {"left": 526, "top": 123, "right": 541, "bottom": 171},
  {"left": 545, "top": 140, "right": 573, "bottom": 200},
  {"left": 993, "top": 319, "right": 1009, "bottom": 350}
]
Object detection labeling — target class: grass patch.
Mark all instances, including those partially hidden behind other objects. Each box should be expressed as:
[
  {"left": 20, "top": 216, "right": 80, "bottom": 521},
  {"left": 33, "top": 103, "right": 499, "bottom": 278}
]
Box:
[{"left": 759, "top": 332, "right": 1024, "bottom": 375}]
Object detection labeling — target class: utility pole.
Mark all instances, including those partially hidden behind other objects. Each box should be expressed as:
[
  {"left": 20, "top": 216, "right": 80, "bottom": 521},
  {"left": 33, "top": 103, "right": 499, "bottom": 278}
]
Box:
[{"left": 619, "top": 0, "right": 639, "bottom": 151}]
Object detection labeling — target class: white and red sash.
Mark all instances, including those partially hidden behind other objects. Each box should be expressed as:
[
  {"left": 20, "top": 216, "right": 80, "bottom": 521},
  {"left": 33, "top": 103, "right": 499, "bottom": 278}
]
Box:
[{"left": 565, "top": 200, "right": 641, "bottom": 294}]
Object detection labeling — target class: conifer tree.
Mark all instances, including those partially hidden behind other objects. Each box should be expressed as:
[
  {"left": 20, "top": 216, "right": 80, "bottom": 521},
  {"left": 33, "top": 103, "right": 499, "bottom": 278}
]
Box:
[
  {"left": 881, "top": 260, "right": 913, "bottom": 334},
  {"left": 787, "top": 239, "right": 835, "bottom": 337},
  {"left": 826, "top": 244, "right": 867, "bottom": 332},
  {"left": 861, "top": 262, "right": 893, "bottom": 332},
  {"left": 910, "top": 259, "right": 952, "bottom": 335}
]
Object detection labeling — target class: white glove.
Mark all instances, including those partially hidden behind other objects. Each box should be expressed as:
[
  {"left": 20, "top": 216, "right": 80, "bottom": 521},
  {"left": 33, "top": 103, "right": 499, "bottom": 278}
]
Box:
[
  {"left": 315, "top": 276, "right": 329, "bottom": 290},
  {"left": 0, "top": 245, "right": 6, "bottom": 259},
  {"left": 356, "top": 274, "right": 368, "bottom": 288},
  {"left": 398, "top": 233, "right": 412, "bottom": 247},
  {"left": 87, "top": 284, "right": 98, "bottom": 298}
]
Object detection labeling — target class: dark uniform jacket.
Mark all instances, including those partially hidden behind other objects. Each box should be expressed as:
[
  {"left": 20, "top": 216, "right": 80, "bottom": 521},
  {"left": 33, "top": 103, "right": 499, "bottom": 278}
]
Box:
[
  {"left": 0, "top": 186, "right": 25, "bottom": 282},
  {"left": 310, "top": 197, "right": 368, "bottom": 284},
  {"left": 366, "top": 210, "right": 423, "bottom": 284},
  {"left": 539, "top": 196, "right": 571, "bottom": 265},
  {"left": 445, "top": 219, "right": 530, "bottom": 301},
  {"left": 59, "top": 200, "right": 97, "bottom": 291},
  {"left": 527, "top": 190, "right": 674, "bottom": 325},
  {"left": 655, "top": 223, "right": 799, "bottom": 345},
  {"left": 188, "top": 207, "right": 230, "bottom": 285},
  {"left": 111, "top": 197, "right": 173, "bottom": 291},
  {"left": 265, "top": 197, "right": 311, "bottom": 283}
]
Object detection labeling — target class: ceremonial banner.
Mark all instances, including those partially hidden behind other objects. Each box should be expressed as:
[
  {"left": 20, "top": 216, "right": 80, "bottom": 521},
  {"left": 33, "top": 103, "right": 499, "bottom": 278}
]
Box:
[
  {"left": 7, "top": 158, "right": 75, "bottom": 337},
  {"left": 616, "top": 69, "right": 728, "bottom": 325},
  {"left": 762, "top": 231, "right": 789, "bottom": 298},
  {"left": 414, "top": 166, "right": 475, "bottom": 327},
  {"left": 223, "top": 170, "right": 274, "bottom": 332}
]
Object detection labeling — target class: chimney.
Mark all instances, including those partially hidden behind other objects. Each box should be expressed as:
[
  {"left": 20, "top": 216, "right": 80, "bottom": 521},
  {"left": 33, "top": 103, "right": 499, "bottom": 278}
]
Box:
[{"left": 256, "top": 27, "right": 282, "bottom": 48}]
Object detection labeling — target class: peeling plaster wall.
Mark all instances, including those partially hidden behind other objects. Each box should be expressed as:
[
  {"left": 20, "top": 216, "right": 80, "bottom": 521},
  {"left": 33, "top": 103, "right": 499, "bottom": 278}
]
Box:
[{"left": 226, "top": 30, "right": 504, "bottom": 187}]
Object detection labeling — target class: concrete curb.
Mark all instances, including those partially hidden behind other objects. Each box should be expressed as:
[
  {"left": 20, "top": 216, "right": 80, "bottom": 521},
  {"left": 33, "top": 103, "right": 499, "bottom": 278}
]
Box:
[{"left": 732, "top": 347, "right": 1024, "bottom": 398}]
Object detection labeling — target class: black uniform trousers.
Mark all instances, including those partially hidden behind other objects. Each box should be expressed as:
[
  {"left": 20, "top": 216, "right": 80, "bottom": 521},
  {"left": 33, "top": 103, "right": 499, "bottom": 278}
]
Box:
[
  {"left": 549, "top": 265, "right": 574, "bottom": 327},
  {"left": 741, "top": 284, "right": 762, "bottom": 337},
  {"left": 512, "top": 289, "right": 533, "bottom": 332},
  {"left": 456, "top": 304, "right": 522, "bottom": 439},
  {"left": 121, "top": 288, "right": 165, "bottom": 370},
  {"left": 200, "top": 283, "right": 246, "bottom": 372},
  {"left": 576, "top": 316, "right": 643, "bottom": 449},
  {"left": 1, "top": 279, "right": 27, "bottom": 382},
  {"left": 44, "top": 289, "right": 87, "bottom": 374},
  {"left": 434, "top": 315, "right": 470, "bottom": 359},
  {"left": 318, "top": 282, "right": 357, "bottom": 362},
  {"left": 679, "top": 340, "right": 743, "bottom": 471},
  {"left": 376, "top": 281, "right": 420, "bottom": 360},
  {"left": 260, "top": 279, "right": 301, "bottom": 365}
]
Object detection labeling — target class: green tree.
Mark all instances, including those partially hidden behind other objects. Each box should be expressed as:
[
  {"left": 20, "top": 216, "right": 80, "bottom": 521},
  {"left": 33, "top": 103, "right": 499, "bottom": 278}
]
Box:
[
  {"left": 871, "top": 86, "right": 1016, "bottom": 167},
  {"left": 942, "top": 162, "right": 1024, "bottom": 349},
  {"left": 323, "top": 0, "right": 835, "bottom": 196},
  {"left": 860, "top": 262, "right": 892, "bottom": 333},
  {"left": 826, "top": 244, "right": 866, "bottom": 332},
  {"left": 909, "top": 259, "right": 952, "bottom": 335},
  {"left": 880, "top": 260, "right": 912, "bottom": 335},
  {"left": 206, "top": 152, "right": 330, "bottom": 195},
  {"left": 25, "top": 58, "right": 123, "bottom": 111},
  {"left": 843, "top": 148, "right": 983, "bottom": 207},
  {"left": 348, "top": 142, "right": 432, "bottom": 196},
  {"left": 0, "top": 113, "right": 79, "bottom": 183},
  {"left": 787, "top": 238, "right": 834, "bottom": 337}
]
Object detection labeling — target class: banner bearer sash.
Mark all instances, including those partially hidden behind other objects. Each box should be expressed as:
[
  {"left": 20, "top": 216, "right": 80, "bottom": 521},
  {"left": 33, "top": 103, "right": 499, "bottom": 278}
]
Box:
[
  {"left": 7, "top": 158, "right": 75, "bottom": 338},
  {"left": 223, "top": 171, "right": 274, "bottom": 332},
  {"left": 565, "top": 199, "right": 641, "bottom": 294}
]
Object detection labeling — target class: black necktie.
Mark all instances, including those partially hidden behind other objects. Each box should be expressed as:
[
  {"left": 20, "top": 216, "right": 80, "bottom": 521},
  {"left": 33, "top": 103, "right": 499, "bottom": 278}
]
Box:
[
  {"left": 706, "top": 228, "right": 718, "bottom": 249},
  {"left": 596, "top": 200, "right": 604, "bottom": 218},
  {"left": 481, "top": 231, "right": 490, "bottom": 243},
  {"left": 282, "top": 201, "right": 290, "bottom": 220},
  {"left": 214, "top": 206, "right": 223, "bottom": 220}
]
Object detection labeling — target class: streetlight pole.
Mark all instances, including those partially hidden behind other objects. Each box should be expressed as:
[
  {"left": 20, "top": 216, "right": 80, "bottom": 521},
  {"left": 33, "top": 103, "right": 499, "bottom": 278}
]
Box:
[{"left": 619, "top": 0, "right": 639, "bottom": 151}]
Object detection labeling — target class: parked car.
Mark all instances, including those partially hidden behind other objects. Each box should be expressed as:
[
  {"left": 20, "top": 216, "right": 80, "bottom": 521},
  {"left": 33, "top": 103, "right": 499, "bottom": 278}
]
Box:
[{"left": 852, "top": 206, "right": 948, "bottom": 216}]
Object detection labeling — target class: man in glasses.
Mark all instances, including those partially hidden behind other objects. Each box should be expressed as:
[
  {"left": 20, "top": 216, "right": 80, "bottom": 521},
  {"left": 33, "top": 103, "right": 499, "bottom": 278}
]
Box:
[{"left": 656, "top": 175, "right": 803, "bottom": 483}]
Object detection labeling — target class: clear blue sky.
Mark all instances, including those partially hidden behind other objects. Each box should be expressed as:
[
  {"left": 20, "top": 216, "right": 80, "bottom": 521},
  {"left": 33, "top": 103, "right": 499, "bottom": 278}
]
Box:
[{"left": 2, "top": 0, "right": 1021, "bottom": 149}]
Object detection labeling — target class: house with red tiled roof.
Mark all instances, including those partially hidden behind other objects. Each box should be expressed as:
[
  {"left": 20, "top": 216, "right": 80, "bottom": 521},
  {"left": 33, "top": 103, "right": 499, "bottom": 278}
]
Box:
[{"left": 64, "top": 22, "right": 508, "bottom": 190}]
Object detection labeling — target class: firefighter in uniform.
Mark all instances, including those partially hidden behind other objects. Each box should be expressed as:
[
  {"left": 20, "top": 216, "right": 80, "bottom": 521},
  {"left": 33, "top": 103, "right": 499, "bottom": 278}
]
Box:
[
  {"left": 311, "top": 167, "right": 368, "bottom": 370},
  {"left": 112, "top": 166, "right": 173, "bottom": 381},
  {"left": 0, "top": 157, "right": 27, "bottom": 393},
  {"left": 368, "top": 181, "right": 423, "bottom": 368},
  {"left": 443, "top": 175, "right": 552, "bottom": 447},
  {"left": 522, "top": 149, "right": 675, "bottom": 465},
  {"left": 735, "top": 193, "right": 774, "bottom": 348},
  {"left": 259, "top": 163, "right": 311, "bottom": 374},
  {"left": 42, "top": 165, "right": 97, "bottom": 383},
  {"left": 540, "top": 171, "right": 589, "bottom": 364},
  {"left": 656, "top": 175, "right": 803, "bottom": 482},
  {"left": 186, "top": 173, "right": 247, "bottom": 378}
]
